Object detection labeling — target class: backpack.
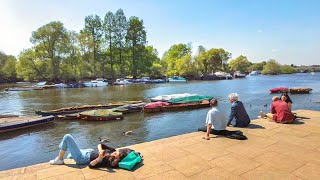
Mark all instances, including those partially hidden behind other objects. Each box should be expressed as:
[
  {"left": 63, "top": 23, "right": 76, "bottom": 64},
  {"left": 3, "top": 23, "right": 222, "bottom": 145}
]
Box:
[{"left": 118, "top": 151, "right": 142, "bottom": 170}]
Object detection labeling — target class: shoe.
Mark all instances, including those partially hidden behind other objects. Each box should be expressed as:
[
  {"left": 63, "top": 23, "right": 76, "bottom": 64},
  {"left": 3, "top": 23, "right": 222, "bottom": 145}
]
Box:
[
  {"left": 259, "top": 111, "right": 266, "bottom": 118},
  {"left": 49, "top": 157, "right": 64, "bottom": 165}
]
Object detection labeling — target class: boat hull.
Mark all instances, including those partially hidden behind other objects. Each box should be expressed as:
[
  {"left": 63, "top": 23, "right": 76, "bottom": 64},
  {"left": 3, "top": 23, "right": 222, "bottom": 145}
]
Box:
[{"left": 0, "top": 116, "right": 54, "bottom": 133}]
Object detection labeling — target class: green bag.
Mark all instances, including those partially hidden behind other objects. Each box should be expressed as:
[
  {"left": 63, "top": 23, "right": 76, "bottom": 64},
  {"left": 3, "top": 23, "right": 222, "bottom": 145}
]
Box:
[{"left": 118, "top": 151, "right": 142, "bottom": 170}]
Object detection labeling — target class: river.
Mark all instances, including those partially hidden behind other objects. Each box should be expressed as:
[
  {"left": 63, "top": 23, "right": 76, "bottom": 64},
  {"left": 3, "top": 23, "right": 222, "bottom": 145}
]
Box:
[{"left": 0, "top": 73, "right": 319, "bottom": 171}]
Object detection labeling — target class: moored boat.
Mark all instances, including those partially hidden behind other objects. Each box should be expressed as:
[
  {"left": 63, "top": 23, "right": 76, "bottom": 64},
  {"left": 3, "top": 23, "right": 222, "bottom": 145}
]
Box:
[
  {"left": 150, "top": 93, "right": 197, "bottom": 102},
  {"left": 114, "top": 78, "right": 133, "bottom": 85},
  {"left": 83, "top": 78, "right": 108, "bottom": 87},
  {"left": 36, "top": 101, "right": 143, "bottom": 116},
  {"left": 289, "top": 87, "right": 313, "bottom": 94},
  {"left": 78, "top": 109, "right": 123, "bottom": 121},
  {"left": 270, "top": 87, "right": 289, "bottom": 93},
  {"left": 0, "top": 116, "right": 54, "bottom": 133},
  {"left": 168, "top": 76, "right": 187, "bottom": 82},
  {"left": 234, "top": 71, "right": 246, "bottom": 78}
]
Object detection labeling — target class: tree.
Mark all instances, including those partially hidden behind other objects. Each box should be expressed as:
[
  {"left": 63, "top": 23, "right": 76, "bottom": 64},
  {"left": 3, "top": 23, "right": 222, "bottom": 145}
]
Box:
[
  {"left": 248, "top": 61, "right": 266, "bottom": 71},
  {"left": 261, "top": 59, "right": 281, "bottom": 75},
  {"left": 16, "top": 49, "right": 50, "bottom": 81},
  {"left": 161, "top": 43, "right": 191, "bottom": 76},
  {"left": 228, "top": 55, "right": 251, "bottom": 73},
  {"left": 83, "top": 15, "right": 103, "bottom": 76},
  {"left": 30, "top": 21, "right": 68, "bottom": 81},
  {"left": 103, "top": 11, "right": 116, "bottom": 78},
  {"left": 114, "top": 9, "right": 128, "bottom": 77},
  {"left": 126, "top": 16, "right": 147, "bottom": 78},
  {"left": 281, "top": 65, "right": 297, "bottom": 74}
]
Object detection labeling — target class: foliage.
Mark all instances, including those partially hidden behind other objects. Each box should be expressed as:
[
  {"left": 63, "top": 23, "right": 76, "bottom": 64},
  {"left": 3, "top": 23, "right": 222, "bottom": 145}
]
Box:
[
  {"left": 126, "top": 16, "right": 147, "bottom": 78},
  {"left": 248, "top": 61, "right": 266, "bottom": 71},
  {"left": 261, "top": 59, "right": 281, "bottom": 75},
  {"left": 280, "top": 65, "right": 297, "bottom": 74},
  {"left": 30, "top": 21, "right": 68, "bottom": 81},
  {"left": 228, "top": 55, "right": 251, "bottom": 73}
]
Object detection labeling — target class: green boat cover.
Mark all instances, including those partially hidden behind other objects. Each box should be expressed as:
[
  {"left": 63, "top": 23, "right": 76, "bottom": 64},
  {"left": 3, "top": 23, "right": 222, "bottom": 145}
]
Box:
[
  {"left": 168, "top": 95, "right": 213, "bottom": 104},
  {"left": 80, "top": 109, "right": 123, "bottom": 117}
]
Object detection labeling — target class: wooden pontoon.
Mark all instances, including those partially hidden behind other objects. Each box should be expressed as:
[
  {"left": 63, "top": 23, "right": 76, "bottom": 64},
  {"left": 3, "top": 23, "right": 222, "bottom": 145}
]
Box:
[{"left": 0, "top": 116, "right": 54, "bottom": 133}]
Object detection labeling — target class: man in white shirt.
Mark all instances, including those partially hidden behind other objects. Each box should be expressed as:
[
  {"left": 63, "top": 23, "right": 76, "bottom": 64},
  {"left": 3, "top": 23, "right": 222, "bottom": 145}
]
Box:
[{"left": 202, "top": 99, "right": 227, "bottom": 140}]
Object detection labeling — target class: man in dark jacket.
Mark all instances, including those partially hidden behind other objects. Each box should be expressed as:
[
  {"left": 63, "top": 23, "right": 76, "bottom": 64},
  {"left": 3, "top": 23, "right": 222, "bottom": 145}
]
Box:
[{"left": 227, "top": 93, "right": 250, "bottom": 127}]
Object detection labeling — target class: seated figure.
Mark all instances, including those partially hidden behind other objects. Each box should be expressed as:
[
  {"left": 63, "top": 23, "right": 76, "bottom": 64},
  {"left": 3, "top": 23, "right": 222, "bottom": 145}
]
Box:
[{"left": 264, "top": 96, "right": 295, "bottom": 123}]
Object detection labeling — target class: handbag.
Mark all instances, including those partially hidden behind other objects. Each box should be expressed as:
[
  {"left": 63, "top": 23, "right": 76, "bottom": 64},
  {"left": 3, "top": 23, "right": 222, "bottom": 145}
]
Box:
[{"left": 118, "top": 151, "right": 142, "bottom": 170}]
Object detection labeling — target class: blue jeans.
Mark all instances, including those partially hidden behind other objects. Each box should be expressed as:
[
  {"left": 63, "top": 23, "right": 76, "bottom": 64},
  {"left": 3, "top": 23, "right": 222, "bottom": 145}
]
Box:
[{"left": 59, "top": 134, "right": 93, "bottom": 165}]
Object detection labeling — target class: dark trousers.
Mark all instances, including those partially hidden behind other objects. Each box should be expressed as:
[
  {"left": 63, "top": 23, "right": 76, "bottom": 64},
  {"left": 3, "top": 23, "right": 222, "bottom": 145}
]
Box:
[{"left": 197, "top": 127, "right": 242, "bottom": 136}]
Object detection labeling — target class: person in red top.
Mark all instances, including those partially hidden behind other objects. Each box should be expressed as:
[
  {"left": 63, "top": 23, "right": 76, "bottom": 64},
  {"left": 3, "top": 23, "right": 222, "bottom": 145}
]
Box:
[{"left": 267, "top": 96, "right": 295, "bottom": 123}]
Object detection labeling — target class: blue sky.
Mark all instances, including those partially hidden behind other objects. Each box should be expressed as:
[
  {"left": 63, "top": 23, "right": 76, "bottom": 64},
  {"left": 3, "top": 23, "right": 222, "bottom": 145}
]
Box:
[{"left": 1, "top": 0, "right": 319, "bottom": 65}]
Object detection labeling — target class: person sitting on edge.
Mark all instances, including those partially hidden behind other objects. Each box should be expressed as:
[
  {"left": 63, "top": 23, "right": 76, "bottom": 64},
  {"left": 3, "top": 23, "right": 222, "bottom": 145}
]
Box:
[
  {"left": 199, "top": 99, "right": 227, "bottom": 140},
  {"left": 263, "top": 96, "right": 295, "bottom": 123},
  {"left": 280, "top": 93, "right": 293, "bottom": 111},
  {"left": 49, "top": 134, "right": 132, "bottom": 169},
  {"left": 198, "top": 99, "right": 247, "bottom": 140},
  {"left": 227, "top": 93, "right": 251, "bottom": 127}
]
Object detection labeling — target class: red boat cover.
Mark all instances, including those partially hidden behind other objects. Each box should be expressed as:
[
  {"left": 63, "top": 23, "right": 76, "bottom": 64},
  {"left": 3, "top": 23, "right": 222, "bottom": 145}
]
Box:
[
  {"left": 144, "top": 102, "right": 171, "bottom": 108},
  {"left": 270, "top": 87, "right": 289, "bottom": 93}
]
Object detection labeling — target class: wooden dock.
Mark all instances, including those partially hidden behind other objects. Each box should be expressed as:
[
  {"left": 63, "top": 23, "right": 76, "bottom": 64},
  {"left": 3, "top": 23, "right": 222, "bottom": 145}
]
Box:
[{"left": 0, "top": 116, "right": 54, "bottom": 133}]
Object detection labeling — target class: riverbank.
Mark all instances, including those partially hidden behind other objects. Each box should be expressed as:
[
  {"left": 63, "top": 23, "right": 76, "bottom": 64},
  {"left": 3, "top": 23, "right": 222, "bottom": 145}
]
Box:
[{"left": 1, "top": 109, "right": 319, "bottom": 179}]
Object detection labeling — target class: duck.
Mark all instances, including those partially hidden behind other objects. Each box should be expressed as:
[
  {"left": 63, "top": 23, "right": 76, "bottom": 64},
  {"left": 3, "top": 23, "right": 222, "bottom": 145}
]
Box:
[
  {"left": 99, "top": 137, "right": 110, "bottom": 143},
  {"left": 122, "top": 131, "right": 133, "bottom": 135}
]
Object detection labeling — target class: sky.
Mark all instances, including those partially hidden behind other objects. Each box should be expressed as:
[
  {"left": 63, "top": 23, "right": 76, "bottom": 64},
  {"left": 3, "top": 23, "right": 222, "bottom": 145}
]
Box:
[{"left": 0, "top": 0, "right": 319, "bottom": 65}]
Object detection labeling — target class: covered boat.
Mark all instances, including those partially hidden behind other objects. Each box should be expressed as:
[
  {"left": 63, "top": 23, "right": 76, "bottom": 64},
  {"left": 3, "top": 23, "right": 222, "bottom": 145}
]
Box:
[
  {"left": 270, "top": 87, "right": 289, "bottom": 93},
  {"left": 78, "top": 109, "right": 123, "bottom": 121},
  {"left": 150, "top": 93, "right": 197, "bottom": 102},
  {"left": 143, "top": 102, "right": 171, "bottom": 113},
  {"left": 289, "top": 87, "right": 313, "bottom": 94},
  {"left": 168, "top": 95, "right": 213, "bottom": 104},
  {"left": 162, "top": 101, "right": 210, "bottom": 111}
]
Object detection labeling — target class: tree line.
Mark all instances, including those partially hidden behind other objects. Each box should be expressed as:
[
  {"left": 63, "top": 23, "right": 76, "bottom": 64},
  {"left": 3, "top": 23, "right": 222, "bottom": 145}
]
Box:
[{"left": 0, "top": 9, "right": 297, "bottom": 83}]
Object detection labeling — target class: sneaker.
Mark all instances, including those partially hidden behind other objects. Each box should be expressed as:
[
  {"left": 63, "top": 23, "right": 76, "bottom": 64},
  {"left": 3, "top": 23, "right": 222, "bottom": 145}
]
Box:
[
  {"left": 49, "top": 157, "right": 64, "bottom": 165},
  {"left": 259, "top": 111, "right": 266, "bottom": 118}
]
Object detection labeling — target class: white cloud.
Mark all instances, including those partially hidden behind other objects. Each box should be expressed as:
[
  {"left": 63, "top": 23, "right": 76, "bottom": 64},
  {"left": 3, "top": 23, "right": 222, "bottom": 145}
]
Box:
[{"left": 257, "top": 29, "right": 263, "bottom": 33}]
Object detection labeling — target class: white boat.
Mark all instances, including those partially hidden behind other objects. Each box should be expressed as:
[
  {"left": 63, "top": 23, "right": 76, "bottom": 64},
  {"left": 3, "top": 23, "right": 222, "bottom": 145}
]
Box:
[
  {"left": 234, "top": 71, "right": 246, "bottom": 78},
  {"left": 250, "top": 71, "right": 258, "bottom": 76},
  {"left": 168, "top": 76, "right": 187, "bottom": 82},
  {"left": 114, "top": 78, "right": 132, "bottom": 85},
  {"left": 54, "top": 83, "right": 68, "bottom": 88},
  {"left": 83, "top": 78, "right": 108, "bottom": 87},
  {"left": 310, "top": 72, "right": 316, "bottom": 75},
  {"left": 214, "top": 72, "right": 233, "bottom": 79},
  {"left": 150, "top": 93, "right": 197, "bottom": 102}
]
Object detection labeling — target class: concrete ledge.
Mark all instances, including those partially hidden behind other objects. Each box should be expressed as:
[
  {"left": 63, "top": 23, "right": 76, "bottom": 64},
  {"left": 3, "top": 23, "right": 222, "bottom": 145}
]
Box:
[{"left": 1, "top": 109, "right": 320, "bottom": 179}]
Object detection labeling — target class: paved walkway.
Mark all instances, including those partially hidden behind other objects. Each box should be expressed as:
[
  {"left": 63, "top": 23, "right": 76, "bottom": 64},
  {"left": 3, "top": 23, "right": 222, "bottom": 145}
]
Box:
[{"left": 1, "top": 109, "right": 320, "bottom": 180}]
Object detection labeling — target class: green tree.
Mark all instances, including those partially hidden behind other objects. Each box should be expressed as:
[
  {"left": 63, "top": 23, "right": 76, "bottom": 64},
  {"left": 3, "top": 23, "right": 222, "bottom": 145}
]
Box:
[
  {"left": 161, "top": 43, "right": 191, "bottom": 76},
  {"left": 149, "top": 63, "right": 164, "bottom": 78},
  {"left": 114, "top": 9, "right": 128, "bottom": 77},
  {"left": 281, "top": 65, "right": 297, "bottom": 74},
  {"left": 126, "top": 16, "right": 147, "bottom": 78},
  {"left": 30, "top": 21, "right": 68, "bottom": 81},
  {"left": 261, "top": 59, "right": 281, "bottom": 75},
  {"left": 103, "top": 11, "right": 116, "bottom": 78},
  {"left": 1, "top": 55, "right": 17, "bottom": 80},
  {"left": 228, "top": 55, "right": 251, "bottom": 73},
  {"left": 16, "top": 49, "right": 50, "bottom": 81},
  {"left": 195, "top": 48, "right": 231, "bottom": 74},
  {"left": 248, "top": 61, "right": 266, "bottom": 71},
  {"left": 83, "top": 15, "right": 103, "bottom": 76}
]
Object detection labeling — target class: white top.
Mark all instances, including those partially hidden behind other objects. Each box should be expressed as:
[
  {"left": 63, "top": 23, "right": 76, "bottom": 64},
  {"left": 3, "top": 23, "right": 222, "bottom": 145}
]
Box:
[{"left": 206, "top": 107, "right": 227, "bottom": 130}]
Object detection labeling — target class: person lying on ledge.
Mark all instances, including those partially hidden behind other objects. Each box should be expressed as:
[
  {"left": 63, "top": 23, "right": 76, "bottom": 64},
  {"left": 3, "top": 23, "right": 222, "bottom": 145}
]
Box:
[
  {"left": 261, "top": 96, "right": 295, "bottom": 123},
  {"left": 49, "top": 134, "right": 132, "bottom": 169},
  {"left": 198, "top": 99, "right": 247, "bottom": 140}
]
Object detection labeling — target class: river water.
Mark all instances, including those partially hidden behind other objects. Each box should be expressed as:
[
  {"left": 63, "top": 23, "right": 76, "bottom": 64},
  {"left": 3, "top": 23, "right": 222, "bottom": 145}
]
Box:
[{"left": 0, "top": 73, "right": 319, "bottom": 171}]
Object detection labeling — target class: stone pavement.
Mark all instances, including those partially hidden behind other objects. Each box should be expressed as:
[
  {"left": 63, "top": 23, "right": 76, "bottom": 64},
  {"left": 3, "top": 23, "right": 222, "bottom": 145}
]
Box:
[{"left": 1, "top": 109, "right": 320, "bottom": 180}]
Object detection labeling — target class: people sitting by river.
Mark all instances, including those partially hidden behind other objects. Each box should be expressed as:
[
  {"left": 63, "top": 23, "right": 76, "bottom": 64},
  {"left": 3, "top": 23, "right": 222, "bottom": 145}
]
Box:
[
  {"left": 49, "top": 134, "right": 133, "bottom": 169},
  {"left": 227, "top": 93, "right": 251, "bottom": 127},
  {"left": 261, "top": 96, "right": 295, "bottom": 123},
  {"left": 280, "top": 93, "right": 293, "bottom": 111},
  {"left": 198, "top": 99, "right": 247, "bottom": 140}
]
